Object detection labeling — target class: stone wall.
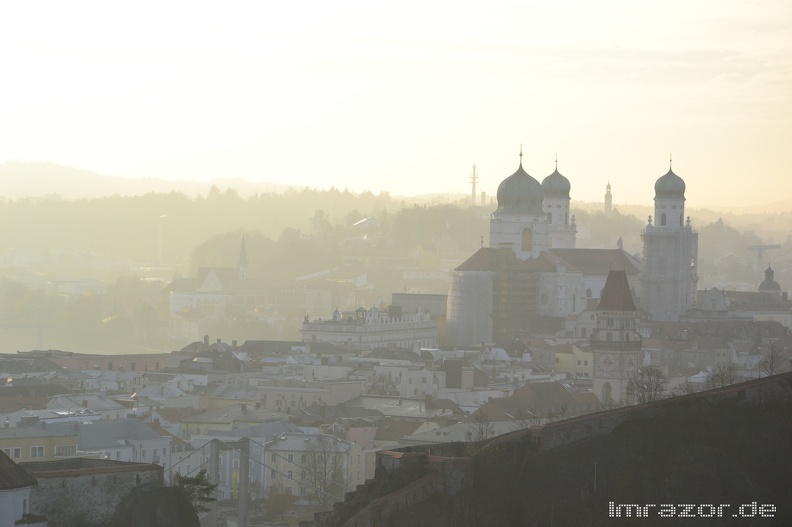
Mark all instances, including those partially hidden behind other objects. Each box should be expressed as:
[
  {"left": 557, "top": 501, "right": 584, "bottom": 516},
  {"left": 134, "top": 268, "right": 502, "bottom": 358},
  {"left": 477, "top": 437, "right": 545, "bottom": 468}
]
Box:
[
  {"left": 20, "top": 459, "right": 163, "bottom": 527},
  {"left": 308, "top": 372, "right": 792, "bottom": 527}
]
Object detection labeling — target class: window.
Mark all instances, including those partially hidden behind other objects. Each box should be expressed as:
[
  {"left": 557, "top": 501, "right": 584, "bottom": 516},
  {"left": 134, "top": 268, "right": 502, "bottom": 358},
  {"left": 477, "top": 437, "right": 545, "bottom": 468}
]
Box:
[
  {"left": 301, "top": 470, "right": 306, "bottom": 479},
  {"left": 584, "top": 360, "right": 588, "bottom": 366},
  {"left": 301, "top": 454, "right": 306, "bottom": 463},
  {"left": 1, "top": 448, "right": 9, "bottom": 456},
  {"left": 521, "top": 228, "right": 533, "bottom": 252},
  {"left": 287, "top": 470, "right": 293, "bottom": 478},
  {"left": 288, "top": 454, "right": 293, "bottom": 462},
  {"left": 13, "top": 448, "right": 21, "bottom": 459},
  {"left": 116, "top": 451, "right": 121, "bottom": 460},
  {"left": 577, "top": 360, "right": 581, "bottom": 366},
  {"left": 271, "top": 453, "right": 277, "bottom": 462},
  {"left": 300, "top": 486, "right": 306, "bottom": 495},
  {"left": 55, "top": 445, "right": 77, "bottom": 457},
  {"left": 271, "top": 469, "right": 276, "bottom": 478},
  {"left": 31, "top": 446, "right": 45, "bottom": 458},
  {"left": 285, "top": 486, "right": 292, "bottom": 495},
  {"left": 233, "top": 460, "right": 240, "bottom": 469}
]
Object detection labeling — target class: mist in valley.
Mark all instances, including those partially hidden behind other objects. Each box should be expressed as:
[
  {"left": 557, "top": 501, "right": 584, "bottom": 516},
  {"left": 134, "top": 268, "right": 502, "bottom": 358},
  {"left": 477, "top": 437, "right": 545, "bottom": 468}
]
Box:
[{"left": 0, "top": 163, "right": 789, "bottom": 355}]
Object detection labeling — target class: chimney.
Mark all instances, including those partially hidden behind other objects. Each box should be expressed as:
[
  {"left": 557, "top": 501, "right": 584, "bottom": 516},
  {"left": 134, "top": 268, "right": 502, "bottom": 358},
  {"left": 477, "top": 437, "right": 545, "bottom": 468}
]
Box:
[
  {"left": 203, "top": 335, "right": 209, "bottom": 345},
  {"left": 232, "top": 340, "right": 238, "bottom": 347},
  {"left": 217, "top": 338, "right": 221, "bottom": 344}
]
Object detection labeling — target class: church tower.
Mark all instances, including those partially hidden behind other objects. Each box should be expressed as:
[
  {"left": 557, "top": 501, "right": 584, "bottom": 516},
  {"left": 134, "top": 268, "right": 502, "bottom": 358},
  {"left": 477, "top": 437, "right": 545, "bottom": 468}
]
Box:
[
  {"left": 542, "top": 158, "right": 577, "bottom": 249},
  {"left": 591, "top": 270, "right": 642, "bottom": 405},
  {"left": 489, "top": 148, "right": 549, "bottom": 260},
  {"left": 604, "top": 181, "right": 612, "bottom": 214},
  {"left": 639, "top": 161, "right": 698, "bottom": 321}
]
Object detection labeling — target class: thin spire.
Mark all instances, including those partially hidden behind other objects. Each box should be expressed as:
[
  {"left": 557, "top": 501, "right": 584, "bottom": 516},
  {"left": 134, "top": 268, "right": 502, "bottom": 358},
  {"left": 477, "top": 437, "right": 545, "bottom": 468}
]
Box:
[
  {"left": 669, "top": 153, "right": 673, "bottom": 170},
  {"left": 555, "top": 154, "right": 558, "bottom": 171},
  {"left": 519, "top": 144, "right": 523, "bottom": 166}
]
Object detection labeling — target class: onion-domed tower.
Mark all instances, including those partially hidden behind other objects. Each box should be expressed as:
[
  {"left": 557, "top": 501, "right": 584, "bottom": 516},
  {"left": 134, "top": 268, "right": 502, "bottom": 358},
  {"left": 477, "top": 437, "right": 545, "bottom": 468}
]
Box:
[
  {"left": 542, "top": 158, "right": 576, "bottom": 249},
  {"left": 489, "top": 147, "right": 549, "bottom": 259},
  {"left": 639, "top": 159, "right": 699, "bottom": 321}
]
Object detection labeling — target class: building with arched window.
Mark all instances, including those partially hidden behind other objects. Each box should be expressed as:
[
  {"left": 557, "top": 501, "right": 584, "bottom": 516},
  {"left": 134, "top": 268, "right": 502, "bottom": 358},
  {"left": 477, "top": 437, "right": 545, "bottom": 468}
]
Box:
[{"left": 446, "top": 151, "right": 696, "bottom": 348}]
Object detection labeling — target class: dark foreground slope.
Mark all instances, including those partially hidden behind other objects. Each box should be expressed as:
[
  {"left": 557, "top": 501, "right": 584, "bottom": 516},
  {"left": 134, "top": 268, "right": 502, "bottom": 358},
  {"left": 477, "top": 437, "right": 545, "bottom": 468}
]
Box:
[{"left": 372, "top": 376, "right": 792, "bottom": 527}]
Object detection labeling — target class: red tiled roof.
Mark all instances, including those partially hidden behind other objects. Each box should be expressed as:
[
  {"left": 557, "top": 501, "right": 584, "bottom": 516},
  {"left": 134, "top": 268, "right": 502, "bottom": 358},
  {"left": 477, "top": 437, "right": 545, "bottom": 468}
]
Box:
[{"left": 597, "top": 270, "right": 637, "bottom": 311}]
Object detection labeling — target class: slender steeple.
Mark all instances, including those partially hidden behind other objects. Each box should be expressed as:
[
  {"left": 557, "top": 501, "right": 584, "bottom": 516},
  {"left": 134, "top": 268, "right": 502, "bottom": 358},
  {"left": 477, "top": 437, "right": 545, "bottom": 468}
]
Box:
[{"left": 604, "top": 179, "right": 612, "bottom": 214}]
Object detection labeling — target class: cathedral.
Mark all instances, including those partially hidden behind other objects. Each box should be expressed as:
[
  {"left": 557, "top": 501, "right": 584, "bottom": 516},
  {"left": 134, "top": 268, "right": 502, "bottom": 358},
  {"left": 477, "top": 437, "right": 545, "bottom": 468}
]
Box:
[{"left": 445, "top": 151, "right": 698, "bottom": 347}]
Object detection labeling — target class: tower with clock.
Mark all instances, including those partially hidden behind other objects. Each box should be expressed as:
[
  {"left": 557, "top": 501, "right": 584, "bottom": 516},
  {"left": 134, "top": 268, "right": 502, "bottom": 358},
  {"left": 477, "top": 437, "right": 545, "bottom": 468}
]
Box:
[{"left": 591, "top": 270, "right": 642, "bottom": 405}]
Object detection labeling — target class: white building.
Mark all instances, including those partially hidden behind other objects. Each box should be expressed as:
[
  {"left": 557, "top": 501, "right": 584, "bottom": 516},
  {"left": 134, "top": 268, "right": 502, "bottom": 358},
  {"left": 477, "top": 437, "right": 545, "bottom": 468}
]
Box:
[
  {"left": 301, "top": 306, "right": 437, "bottom": 351},
  {"left": 0, "top": 451, "right": 38, "bottom": 527}
]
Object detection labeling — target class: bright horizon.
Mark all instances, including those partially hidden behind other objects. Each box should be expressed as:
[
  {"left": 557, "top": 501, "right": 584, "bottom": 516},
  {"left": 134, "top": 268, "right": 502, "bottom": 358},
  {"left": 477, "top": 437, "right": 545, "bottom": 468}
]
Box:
[{"left": 1, "top": 1, "right": 790, "bottom": 209}]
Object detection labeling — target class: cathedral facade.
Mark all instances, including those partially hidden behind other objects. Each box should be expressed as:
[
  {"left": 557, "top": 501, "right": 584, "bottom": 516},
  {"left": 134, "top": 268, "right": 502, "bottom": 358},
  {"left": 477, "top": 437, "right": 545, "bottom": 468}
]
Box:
[{"left": 446, "top": 152, "right": 698, "bottom": 347}]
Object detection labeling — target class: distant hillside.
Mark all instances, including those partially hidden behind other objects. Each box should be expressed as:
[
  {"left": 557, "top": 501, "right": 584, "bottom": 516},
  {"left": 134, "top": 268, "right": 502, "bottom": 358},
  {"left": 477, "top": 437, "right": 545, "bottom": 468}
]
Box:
[{"left": 0, "top": 162, "right": 290, "bottom": 200}]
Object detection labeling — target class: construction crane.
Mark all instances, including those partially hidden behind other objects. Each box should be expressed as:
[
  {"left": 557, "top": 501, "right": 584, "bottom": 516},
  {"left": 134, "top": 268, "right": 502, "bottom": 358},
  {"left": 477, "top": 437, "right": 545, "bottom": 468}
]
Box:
[{"left": 748, "top": 244, "right": 781, "bottom": 275}]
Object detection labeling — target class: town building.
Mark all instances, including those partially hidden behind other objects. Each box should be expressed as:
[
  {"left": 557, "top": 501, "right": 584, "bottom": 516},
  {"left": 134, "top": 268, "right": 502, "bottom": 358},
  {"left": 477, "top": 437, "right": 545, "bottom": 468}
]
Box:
[
  {"left": 300, "top": 306, "right": 437, "bottom": 351},
  {"left": 0, "top": 450, "right": 39, "bottom": 527},
  {"left": 264, "top": 432, "right": 369, "bottom": 504},
  {"left": 591, "top": 270, "right": 642, "bottom": 404}
]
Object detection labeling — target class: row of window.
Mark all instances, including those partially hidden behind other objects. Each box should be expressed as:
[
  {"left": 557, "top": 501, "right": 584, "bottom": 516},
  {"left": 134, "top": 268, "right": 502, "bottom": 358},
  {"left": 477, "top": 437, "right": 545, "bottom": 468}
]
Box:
[{"left": 2, "top": 446, "right": 56, "bottom": 458}]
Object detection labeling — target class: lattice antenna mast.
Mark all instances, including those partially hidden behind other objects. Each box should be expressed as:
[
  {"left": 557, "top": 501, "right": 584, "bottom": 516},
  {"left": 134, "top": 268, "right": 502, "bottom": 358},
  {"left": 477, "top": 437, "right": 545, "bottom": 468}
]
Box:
[{"left": 470, "top": 164, "right": 478, "bottom": 205}]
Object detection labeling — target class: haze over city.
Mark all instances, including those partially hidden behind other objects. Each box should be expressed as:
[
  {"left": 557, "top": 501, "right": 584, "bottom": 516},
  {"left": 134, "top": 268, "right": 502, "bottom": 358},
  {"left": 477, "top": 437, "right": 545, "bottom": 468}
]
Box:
[
  {"left": 2, "top": 3, "right": 792, "bottom": 527},
  {"left": 2, "top": 0, "right": 791, "bottom": 208}
]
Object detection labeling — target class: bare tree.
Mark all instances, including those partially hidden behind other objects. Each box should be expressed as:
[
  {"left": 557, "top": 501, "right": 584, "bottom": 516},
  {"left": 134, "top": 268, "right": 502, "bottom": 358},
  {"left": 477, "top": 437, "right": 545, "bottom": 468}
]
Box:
[
  {"left": 626, "top": 366, "right": 668, "bottom": 404},
  {"left": 266, "top": 481, "right": 296, "bottom": 520},
  {"left": 546, "top": 402, "right": 569, "bottom": 423},
  {"left": 304, "top": 435, "right": 347, "bottom": 508},
  {"left": 368, "top": 372, "right": 399, "bottom": 395},
  {"left": 508, "top": 408, "right": 540, "bottom": 431},
  {"left": 465, "top": 412, "right": 495, "bottom": 442},
  {"left": 704, "top": 363, "right": 744, "bottom": 390},
  {"left": 760, "top": 344, "right": 791, "bottom": 377},
  {"left": 673, "top": 379, "right": 702, "bottom": 397}
]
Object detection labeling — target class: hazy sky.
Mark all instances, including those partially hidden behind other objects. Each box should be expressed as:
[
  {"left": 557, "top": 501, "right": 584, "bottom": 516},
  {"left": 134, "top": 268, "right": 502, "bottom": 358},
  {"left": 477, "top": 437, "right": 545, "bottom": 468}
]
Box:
[{"left": 1, "top": 1, "right": 790, "bottom": 208}]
